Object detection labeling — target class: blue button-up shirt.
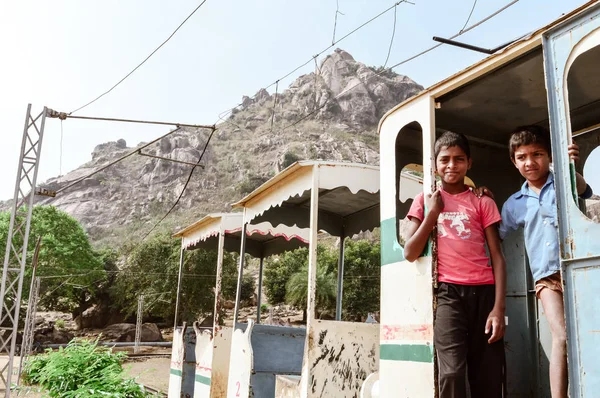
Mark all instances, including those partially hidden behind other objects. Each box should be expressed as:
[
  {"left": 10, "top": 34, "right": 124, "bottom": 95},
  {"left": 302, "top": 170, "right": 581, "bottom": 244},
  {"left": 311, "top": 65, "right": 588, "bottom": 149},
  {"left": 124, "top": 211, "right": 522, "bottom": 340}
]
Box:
[{"left": 499, "top": 173, "right": 560, "bottom": 282}]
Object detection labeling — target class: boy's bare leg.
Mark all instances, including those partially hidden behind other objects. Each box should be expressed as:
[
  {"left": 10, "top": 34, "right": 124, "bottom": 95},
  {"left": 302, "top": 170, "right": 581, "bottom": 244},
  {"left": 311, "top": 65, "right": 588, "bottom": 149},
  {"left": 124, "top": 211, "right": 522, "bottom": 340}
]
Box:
[{"left": 539, "top": 288, "right": 568, "bottom": 398}]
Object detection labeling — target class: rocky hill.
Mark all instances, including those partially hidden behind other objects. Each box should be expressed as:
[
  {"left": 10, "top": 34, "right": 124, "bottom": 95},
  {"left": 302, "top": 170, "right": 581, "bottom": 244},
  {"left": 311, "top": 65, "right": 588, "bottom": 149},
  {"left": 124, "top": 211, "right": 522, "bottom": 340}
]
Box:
[{"left": 14, "top": 49, "right": 423, "bottom": 246}]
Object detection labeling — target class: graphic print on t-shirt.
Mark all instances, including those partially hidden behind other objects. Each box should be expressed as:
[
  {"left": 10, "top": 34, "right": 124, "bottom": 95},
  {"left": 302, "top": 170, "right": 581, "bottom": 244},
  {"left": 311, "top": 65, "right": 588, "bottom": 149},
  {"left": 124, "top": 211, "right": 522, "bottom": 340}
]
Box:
[{"left": 438, "top": 211, "right": 472, "bottom": 239}]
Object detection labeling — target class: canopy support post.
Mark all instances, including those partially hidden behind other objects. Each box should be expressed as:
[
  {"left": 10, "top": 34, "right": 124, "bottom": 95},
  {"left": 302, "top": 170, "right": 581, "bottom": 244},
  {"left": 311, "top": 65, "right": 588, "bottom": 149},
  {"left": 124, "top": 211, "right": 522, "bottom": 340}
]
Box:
[
  {"left": 173, "top": 246, "right": 185, "bottom": 329},
  {"left": 213, "top": 229, "right": 225, "bottom": 334},
  {"left": 300, "top": 165, "right": 320, "bottom": 396},
  {"left": 233, "top": 218, "right": 248, "bottom": 326},
  {"left": 336, "top": 231, "right": 345, "bottom": 321},
  {"left": 256, "top": 256, "right": 264, "bottom": 324}
]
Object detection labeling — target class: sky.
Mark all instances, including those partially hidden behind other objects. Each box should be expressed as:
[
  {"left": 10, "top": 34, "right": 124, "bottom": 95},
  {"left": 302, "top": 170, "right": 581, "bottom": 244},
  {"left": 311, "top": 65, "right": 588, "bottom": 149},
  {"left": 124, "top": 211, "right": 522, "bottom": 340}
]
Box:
[{"left": 1, "top": 0, "right": 599, "bottom": 201}]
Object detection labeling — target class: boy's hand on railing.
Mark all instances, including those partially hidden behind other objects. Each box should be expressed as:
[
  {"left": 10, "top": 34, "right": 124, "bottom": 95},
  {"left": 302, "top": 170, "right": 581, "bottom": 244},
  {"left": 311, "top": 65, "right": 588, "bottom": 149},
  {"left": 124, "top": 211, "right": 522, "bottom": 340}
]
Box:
[
  {"left": 485, "top": 307, "right": 506, "bottom": 344},
  {"left": 568, "top": 142, "right": 580, "bottom": 163}
]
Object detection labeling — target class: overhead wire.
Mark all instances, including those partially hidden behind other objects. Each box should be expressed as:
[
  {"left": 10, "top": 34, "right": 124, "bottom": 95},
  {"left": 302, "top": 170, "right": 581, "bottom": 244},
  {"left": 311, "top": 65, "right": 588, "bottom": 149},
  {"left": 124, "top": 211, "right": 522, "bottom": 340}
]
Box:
[
  {"left": 269, "top": 81, "right": 279, "bottom": 134},
  {"left": 278, "top": 0, "right": 520, "bottom": 134},
  {"left": 382, "top": 2, "right": 399, "bottom": 68},
  {"left": 56, "top": 126, "right": 184, "bottom": 194},
  {"left": 59, "top": 120, "right": 64, "bottom": 176},
  {"left": 69, "top": 0, "right": 210, "bottom": 115},
  {"left": 141, "top": 125, "right": 218, "bottom": 240},
  {"left": 216, "top": 0, "right": 414, "bottom": 123},
  {"left": 331, "top": 0, "right": 345, "bottom": 45},
  {"left": 460, "top": 0, "right": 479, "bottom": 33},
  {"left": 107, "top": 0, "right": 519, "bottom": 247}
]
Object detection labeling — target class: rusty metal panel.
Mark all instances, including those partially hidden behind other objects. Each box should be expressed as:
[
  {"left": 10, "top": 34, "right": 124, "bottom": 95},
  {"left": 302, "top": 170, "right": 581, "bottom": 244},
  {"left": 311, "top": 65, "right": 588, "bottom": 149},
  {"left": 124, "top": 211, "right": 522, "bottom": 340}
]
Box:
[
  {"left": 210, "top": 327, "right": 233, "bottom": 398},
  {"left": 194, "top": 327, "right": 213, "bottom": 398},
  {"left": 169, "top": 325, "right": 197, "bottom": 398},
  {"left": 304, "top": 320, "right": 379, "bottom": 397}
]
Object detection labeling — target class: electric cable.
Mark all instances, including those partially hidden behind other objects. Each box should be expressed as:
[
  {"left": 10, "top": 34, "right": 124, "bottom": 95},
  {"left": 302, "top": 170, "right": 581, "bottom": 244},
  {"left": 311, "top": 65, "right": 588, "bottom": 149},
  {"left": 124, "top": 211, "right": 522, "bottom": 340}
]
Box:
[
  {"left": 70, "top": 0, "right": 210, "bottom": 115},
  {"left": 331, "top": 0, "right": 345, "bottom": 45},
  {"left": 59, "top": 120, "right": 64, "bottom": 176},
  {"left": 382, "top": 2, "right": 398, "bottom": 68},
  {"left": 279, "top": 0, "right": 520, "bottom": 134},
  {"left": 141, "top": 126, "right": 218, "bottom": 240},
  {"left": 269, "top": 81, "right": 279, "bottom": 134},
  {"left": 460, "top": 0, "right": 478, "bottom": 33},
  {"left": 216, "top": 0, "right": 413, "bottom": 123}
]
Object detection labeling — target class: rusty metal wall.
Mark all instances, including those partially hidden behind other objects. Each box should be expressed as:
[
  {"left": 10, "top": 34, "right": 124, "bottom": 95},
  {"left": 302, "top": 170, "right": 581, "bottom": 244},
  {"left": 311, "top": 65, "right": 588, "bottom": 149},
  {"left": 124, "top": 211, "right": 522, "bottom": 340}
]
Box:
[{"left": 304, "top": 320, "right": 379, "bottom": 397}]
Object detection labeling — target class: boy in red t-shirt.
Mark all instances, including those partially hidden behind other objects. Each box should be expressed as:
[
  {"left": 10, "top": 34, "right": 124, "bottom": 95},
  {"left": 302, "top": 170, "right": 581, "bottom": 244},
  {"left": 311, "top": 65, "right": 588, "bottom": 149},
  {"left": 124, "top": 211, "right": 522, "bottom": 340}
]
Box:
[{"left": 404, "top": 131, "right": 507, "bottom": 398}]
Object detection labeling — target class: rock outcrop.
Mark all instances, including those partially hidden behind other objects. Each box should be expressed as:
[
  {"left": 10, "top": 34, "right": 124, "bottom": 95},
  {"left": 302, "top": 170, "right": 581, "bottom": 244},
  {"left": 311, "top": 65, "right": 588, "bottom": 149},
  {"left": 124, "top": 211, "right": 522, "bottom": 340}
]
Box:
[{"left": 3, "top": 49, "right": 422, "bottom": 244}]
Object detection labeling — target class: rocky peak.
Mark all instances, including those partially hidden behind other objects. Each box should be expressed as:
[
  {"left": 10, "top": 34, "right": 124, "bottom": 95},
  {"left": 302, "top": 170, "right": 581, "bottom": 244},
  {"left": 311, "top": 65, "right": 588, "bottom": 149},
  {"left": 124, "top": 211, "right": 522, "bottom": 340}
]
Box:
[
  {"left": 91, "top": 139, "right": 128, "bottom": 160},
  {"left": 9, "top": 49, "right": 423, "bottom": 245},
  {"left": 234, "top": 48, "right": 422, "bottom": 128}
]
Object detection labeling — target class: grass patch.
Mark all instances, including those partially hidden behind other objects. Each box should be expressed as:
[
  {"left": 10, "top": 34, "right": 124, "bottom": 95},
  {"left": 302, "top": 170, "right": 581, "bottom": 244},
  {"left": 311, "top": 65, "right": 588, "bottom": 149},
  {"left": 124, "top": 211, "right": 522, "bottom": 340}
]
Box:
[{"left": 22, "top": 339, "right": 153, "bottom": 397}]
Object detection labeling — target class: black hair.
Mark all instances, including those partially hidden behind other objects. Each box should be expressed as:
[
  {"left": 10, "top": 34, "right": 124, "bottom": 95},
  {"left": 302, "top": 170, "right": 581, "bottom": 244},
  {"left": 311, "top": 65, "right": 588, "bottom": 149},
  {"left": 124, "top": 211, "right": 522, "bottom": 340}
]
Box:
[
  {"left": 509, "top": 125, "right": 551, "bottom": 160},
  {"left": 434, "top": 131, "right": 471, "bottom": 160}
]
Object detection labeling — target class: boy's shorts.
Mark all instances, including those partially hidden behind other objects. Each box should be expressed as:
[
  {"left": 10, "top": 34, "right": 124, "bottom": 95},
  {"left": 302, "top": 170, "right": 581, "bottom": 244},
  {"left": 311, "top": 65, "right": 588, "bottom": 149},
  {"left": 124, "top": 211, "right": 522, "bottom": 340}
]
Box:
[{"left": 535, "top": 272, "right": 563, "bottom": 299}]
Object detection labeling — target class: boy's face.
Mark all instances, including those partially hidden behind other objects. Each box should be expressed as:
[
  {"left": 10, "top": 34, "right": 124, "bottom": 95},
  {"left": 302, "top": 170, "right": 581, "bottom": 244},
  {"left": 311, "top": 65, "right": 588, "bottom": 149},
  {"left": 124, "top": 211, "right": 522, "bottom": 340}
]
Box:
[
  {"left": 436, "top": 145, "right": 472, "bottom": 185},
  {"left": 511, "top": 143, "right": 551, "bottom": 183}
]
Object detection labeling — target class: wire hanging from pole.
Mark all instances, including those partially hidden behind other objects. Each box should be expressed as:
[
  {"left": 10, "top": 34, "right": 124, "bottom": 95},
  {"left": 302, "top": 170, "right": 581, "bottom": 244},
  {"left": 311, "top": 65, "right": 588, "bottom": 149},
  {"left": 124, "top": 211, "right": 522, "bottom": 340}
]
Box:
[
  {"left": 216, "top": 0, "right": 413, "bottom": 122},
  {"left": 278, "top": 0, "right": 521, "bottom": 134},
  {"left": 69, "top": 0, "right": 210, "bottom": 115},
  {"left": 270, "top": 81, "right": 279, "bottom": 134},
  {"left": 331, "top": 0, "right": 345, "bottom": 45},
  {"left": 141, "top": 126, "right": 218, "bottom": 240},
  {"left": 460, "top": 0, "right": 478, "bottom": 33},
  {"left": 313, "top": 56, "right": 321, "bottom": 111},
  {"left": 59, "top": 120, "right": 64, "bottom": 176},
  {"left": 383, "top": 3, "right": 398, "bottom": 68}
]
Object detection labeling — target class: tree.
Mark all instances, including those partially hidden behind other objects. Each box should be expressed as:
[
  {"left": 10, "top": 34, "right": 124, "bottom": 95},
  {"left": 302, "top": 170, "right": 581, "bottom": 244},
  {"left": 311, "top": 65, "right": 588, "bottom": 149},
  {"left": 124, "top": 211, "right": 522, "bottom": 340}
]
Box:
[
  {"left": 110, "top": 234, "right": 254, "bottom": 324},
  {"left": 263, "top": 240, "right": 381, "bottom": 321},
  {"left": 0, "top": 206, "right": 104, "bottom": 317},
  {"left": 263, "top": 245, "right": 337, "bottom": 305},
  {"left": 220, "top": 254, "right": 255, "bottom": 304},
  {"left": 285, "top": 265, "right": 337, "bottom": 321},
  {"left": 341, "top": 240, "right": 380, "bottom": 321}
]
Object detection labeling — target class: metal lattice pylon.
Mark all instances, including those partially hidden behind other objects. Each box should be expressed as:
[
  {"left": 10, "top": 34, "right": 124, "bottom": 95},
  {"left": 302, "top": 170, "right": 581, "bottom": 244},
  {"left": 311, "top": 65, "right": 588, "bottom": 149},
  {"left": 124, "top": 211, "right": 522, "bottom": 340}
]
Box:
[
  {"left": 17, "top": 276, "right": 40, "bottom": 384},
  {"left": 0, "top": 105, "right": 47, "bottom": 395}
]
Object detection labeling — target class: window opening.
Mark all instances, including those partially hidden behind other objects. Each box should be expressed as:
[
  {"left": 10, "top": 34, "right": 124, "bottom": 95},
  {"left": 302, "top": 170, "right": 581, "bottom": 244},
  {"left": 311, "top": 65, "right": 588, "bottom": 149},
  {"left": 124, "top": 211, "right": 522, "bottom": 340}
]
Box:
[
  {"left": 395, "top": 122, "right": 423, "bottom": 247},
  {"left": 566, "top": 30, "right": 600, "bottom": 223}
]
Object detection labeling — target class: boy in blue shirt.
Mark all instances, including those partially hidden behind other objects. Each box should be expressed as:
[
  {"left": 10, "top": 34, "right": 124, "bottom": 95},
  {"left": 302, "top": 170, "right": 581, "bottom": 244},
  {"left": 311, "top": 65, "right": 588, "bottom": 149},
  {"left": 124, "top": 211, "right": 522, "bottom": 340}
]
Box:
[{"left": 498, "top": 125, "right": 592, "bottom": 398}]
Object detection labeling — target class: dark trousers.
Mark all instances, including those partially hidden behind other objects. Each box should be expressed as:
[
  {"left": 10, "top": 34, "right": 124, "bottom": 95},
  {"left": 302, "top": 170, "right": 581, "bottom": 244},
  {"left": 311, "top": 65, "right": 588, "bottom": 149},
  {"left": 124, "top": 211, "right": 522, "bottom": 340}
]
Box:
[{"left": 435, "top": 283, "right": 505, "bottom": 398}]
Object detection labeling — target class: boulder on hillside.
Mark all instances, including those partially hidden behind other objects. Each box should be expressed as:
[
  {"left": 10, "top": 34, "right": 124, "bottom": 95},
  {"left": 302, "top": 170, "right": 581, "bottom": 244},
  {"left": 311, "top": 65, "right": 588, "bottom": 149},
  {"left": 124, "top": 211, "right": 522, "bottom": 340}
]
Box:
[
  {"left": 141, "top": 323, "right": 163, "bottom": 342},
  {"left": 33, "top": 324, "right": 73, "bottom": 345},
  {"left": 74, "top": 304, "right": 125, "bottom": 330},
  {"left": 101, "top": 323, "right": 163, "bottom": 342},
  {"left": 102, "top": 323, "right": 136, "bottom": 342}
]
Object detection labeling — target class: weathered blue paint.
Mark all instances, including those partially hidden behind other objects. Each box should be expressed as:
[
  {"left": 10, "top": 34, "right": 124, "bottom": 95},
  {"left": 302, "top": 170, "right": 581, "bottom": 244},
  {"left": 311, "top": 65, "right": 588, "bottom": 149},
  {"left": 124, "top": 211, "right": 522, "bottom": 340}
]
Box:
[
  {"left": 236, "top": 323, "right": 305, "bottom": 397},
  {"left": 543, "top": 4, "right": 600, "bottom": 395}
]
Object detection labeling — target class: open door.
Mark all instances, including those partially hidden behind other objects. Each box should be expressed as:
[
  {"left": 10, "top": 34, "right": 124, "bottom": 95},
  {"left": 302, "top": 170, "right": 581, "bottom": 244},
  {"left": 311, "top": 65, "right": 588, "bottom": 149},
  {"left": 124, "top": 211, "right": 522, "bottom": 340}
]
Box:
[
  {"left": 543, "top": 4, "right": 600, "bottom": 395},
  {"left": 379, "top": 95, "right": 436, "bottom": 397}
]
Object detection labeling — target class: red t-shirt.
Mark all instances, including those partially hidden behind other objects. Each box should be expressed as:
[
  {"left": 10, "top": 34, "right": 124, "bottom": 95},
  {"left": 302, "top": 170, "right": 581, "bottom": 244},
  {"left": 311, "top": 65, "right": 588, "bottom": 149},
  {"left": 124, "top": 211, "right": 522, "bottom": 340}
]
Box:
[{"left": 407, "top": 188, "right": 501, "bottom": 285}]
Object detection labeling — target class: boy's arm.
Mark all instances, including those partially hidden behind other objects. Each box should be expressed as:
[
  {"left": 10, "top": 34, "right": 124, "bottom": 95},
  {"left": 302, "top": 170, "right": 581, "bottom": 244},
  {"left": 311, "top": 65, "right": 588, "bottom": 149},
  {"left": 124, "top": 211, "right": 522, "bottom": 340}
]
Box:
[
  {"left": 404, "top": 190, "right": 443, "bottom": 262},
  {"left": 575, "top": 172, "right": 592, "bottom": 197},
  {"left": 484, "top": 224, "right": 506, "bottom": 344}
]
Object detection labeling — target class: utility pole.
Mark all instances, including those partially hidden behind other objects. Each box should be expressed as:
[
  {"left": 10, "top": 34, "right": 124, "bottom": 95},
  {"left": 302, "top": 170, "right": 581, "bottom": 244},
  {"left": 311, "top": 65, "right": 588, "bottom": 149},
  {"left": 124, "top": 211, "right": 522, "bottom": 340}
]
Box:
[
  {"left": 134, "top": 295, "right": 144, "bottom": 354},
  {"left": 0, "top": 105, "right": 47, "bottom": 396}
]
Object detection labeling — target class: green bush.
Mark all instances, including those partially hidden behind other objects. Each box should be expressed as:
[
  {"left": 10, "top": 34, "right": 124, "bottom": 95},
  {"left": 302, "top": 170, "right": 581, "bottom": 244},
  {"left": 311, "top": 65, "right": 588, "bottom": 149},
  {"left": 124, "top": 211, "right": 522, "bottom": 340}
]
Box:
[
  {"left": 54, "top": 319, "right": 65, "bottom": 330},
  {"left": 22, "top": 339, "right": 150, "bottom": 397},
  {"left": 281, "top": 151, "right": 301, "bottom": 168}
]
